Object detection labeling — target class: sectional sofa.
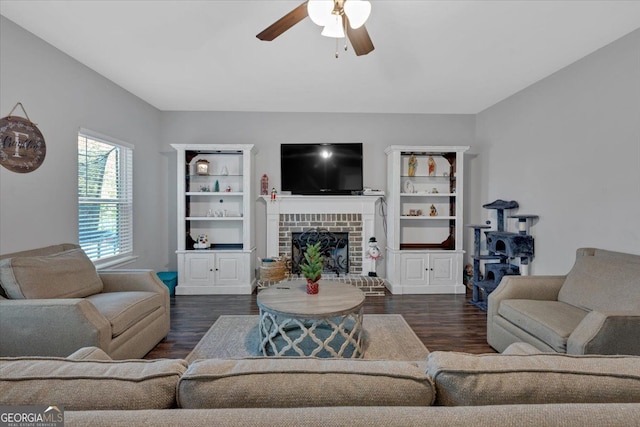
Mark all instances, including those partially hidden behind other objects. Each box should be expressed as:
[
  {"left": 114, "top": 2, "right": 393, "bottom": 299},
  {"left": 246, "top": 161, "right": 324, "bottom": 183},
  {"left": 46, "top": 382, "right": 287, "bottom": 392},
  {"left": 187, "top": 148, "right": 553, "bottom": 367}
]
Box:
[{"left": 1, "top": 344, "right": 639, "bottom": 426}]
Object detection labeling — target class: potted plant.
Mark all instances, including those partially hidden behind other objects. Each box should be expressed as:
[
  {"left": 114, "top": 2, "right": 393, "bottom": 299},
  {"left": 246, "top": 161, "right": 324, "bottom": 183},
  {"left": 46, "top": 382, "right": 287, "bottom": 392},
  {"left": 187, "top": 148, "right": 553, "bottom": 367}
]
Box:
[{"left": 300, "top": 241, "right": 324, "bottom": 295}]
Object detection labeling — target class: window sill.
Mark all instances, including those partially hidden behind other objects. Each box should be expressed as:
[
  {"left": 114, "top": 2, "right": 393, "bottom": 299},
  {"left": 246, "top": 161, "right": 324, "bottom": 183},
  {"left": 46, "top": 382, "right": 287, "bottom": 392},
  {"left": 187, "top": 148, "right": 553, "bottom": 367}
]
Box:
[{"left": 94, "top": 255, "right": 138, "bottom": 270}]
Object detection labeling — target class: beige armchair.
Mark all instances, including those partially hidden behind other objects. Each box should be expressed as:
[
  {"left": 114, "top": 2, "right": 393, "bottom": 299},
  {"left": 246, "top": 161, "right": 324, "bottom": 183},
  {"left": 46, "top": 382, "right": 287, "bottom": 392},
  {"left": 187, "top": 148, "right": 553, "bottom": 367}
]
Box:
[
  {"left": 0, "top": 244, "right": 169, "bottom": 359},
  {"left": 487, "top": 248, "right": 640, "bottom": 355}
]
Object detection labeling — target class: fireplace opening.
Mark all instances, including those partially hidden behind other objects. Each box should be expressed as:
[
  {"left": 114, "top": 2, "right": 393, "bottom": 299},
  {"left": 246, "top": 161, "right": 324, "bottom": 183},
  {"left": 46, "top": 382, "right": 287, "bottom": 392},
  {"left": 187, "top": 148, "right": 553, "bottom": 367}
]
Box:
[{"left": 291, "top": 229, "right": 349, "bottom": 276}]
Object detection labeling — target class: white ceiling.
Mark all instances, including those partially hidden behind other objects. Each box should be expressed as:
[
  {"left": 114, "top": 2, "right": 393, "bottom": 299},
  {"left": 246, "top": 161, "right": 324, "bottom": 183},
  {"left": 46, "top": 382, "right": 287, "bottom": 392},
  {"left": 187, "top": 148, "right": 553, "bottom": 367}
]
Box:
[{"left": 2, "top": 1, "right": 640, "bottom": 114}]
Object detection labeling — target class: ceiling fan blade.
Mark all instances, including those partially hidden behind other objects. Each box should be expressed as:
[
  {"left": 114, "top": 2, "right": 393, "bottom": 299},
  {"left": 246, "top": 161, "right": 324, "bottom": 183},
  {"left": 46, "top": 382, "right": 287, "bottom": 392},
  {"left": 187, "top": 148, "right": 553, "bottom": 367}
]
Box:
[
  {"left": 256, "top": 1, "right": 309, "bottom": 41},
  {"left": 345, "top": 20, "right": 375, "bottom": 56}
]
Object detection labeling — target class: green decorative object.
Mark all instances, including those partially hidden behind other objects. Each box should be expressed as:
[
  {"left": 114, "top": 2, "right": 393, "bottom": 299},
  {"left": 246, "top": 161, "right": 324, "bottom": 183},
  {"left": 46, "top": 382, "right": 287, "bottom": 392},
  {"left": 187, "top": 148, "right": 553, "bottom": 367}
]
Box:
[
  {"left": 214, "top": 180, "right": 220, "bottom": 192},
  {"left": 300, "top": 241, "right": 324, "bottom": 294}
]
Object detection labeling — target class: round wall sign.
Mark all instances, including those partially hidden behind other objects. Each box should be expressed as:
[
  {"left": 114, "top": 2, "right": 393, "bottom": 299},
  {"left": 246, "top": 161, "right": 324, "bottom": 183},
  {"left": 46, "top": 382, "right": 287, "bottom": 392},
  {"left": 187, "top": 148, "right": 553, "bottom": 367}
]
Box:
[{"left": 0, "top": 115, "right": 46, "bottom": 173}]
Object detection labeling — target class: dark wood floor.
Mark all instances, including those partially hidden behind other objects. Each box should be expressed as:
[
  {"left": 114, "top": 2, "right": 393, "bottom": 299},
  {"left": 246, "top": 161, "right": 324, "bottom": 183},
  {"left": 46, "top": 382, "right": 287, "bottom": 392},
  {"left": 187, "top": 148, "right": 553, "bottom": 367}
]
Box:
[{"left": 144, "top": 288, "right": 495, "bottom": 359}]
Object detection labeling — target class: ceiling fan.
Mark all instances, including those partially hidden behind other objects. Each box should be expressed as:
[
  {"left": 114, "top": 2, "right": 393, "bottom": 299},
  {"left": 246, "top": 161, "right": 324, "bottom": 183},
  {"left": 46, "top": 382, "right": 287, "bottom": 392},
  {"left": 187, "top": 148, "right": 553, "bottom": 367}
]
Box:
[{"left": 257, "top": 0, "right": 375, "bottom": 57}]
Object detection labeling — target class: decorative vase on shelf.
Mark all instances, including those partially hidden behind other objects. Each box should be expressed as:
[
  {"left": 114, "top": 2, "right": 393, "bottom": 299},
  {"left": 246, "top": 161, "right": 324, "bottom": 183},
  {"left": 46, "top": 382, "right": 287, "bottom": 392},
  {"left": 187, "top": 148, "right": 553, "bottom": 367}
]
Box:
[{"left": 300, "top": 242, "right": 324, "bottom": 295}]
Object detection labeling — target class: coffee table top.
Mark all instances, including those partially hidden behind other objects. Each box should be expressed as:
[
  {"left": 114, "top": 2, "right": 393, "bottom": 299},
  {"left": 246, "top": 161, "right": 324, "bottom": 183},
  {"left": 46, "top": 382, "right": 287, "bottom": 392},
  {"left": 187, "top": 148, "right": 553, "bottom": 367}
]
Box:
[{"left": 257, "top": 280, "right": 365, "bottom": 318}]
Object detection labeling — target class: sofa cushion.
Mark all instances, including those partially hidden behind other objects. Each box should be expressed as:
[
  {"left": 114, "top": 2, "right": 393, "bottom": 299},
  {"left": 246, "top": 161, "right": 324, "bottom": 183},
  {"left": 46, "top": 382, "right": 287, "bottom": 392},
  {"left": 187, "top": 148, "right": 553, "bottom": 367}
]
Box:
[
  {"left": 177, "top": 358, "right": 435, "bottom": 409},
  {"left": 60, "top": 404, "right": 640, "bottom": 426},
  {"left": 0, "top": 357, "right": 187, "bottom": 410},
  {"left": 86, "top": 291, "right": 165, "bottom": 337},
  {"left": 502, "top": 342, "right": 546, "bottom": 355},
  {"left": 426, "top": 351, "right": 640, "bottom": 406},
  {"left": 67, "top": 346, "right": 113, "bottom": 361},
  {"left": 558, "top": 255, "right": 640, "bottom": 312},
  {"left": 0, "top": 248, "right": 103, "bottom": 299},
  {"left": 498, "top": 299, "right": 587, "bottom": 352}
]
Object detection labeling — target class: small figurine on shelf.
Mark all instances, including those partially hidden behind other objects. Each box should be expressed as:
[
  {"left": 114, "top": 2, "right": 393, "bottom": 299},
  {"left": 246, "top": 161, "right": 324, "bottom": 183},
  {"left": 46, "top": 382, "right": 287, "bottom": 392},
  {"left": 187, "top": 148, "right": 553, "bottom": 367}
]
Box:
[
  {"left": 261, "top": 174, "right": 269, "bottom": 196},
  {"left": 366, "top": 237, "right": 383, "bottom": 277},
  {"left": 270, "top": 187, "right": 277, "bottom": 202},
  {"left": 214, "top": 180, "right": 220, "bottom": 192},
  {"left": 220, "top": 165, "right": 229, "bottom": 176},
  {"left": 428, "top": 156, "right": 436, "bottom": 176},
  {"left": 225, "top": 185, "right": 232, "bottom": 192},
  {"left": 408, "top": 154, "right": 417, "bottom": 177},
  {"left": 193, "top": 234, "right": 209, "bottom": 249},
  {"left": 430, "top": 204, "right": 438, "bottom": 216}
]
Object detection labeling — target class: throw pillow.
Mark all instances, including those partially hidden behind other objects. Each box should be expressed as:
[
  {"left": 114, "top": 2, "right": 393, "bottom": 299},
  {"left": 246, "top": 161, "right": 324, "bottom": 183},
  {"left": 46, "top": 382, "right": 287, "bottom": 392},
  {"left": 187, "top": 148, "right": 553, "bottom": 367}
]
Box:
[{"left": 0, "top": 248, "right": 103, "bottom": 299}]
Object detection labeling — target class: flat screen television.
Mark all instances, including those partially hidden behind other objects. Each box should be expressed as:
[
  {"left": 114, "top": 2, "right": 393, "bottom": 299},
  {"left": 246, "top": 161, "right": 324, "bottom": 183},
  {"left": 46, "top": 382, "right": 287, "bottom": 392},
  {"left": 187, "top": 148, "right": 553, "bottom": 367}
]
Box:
[{"left": 281, "top": 143, "right": 363, "bottom": 195}]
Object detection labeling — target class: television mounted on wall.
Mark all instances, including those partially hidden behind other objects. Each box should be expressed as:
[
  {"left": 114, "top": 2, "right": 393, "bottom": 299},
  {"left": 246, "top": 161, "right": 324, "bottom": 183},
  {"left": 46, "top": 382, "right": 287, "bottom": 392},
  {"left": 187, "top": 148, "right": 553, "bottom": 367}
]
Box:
[{"left": 280, "top": 143, "right": 363, "bottom": 195}]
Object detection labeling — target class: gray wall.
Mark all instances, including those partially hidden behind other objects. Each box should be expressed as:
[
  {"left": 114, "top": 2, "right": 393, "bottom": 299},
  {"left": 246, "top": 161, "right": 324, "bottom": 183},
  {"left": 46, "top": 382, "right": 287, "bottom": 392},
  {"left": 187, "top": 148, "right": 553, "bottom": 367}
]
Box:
[
  {"left": 474, "top": 28, "right": 640, "bottom": 274},
  {"left": 159, "top": 112, "right": 476, "bottom": 271},
  {"left": 0, "top": 16, "right": 169, "bottom": 270}
]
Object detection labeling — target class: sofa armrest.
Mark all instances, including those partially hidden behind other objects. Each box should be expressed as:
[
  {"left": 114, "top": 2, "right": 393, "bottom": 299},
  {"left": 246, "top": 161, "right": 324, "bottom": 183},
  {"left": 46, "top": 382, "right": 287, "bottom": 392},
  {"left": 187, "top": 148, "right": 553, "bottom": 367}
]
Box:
[
  {"left": 99, "top": 269, "right": 168, "bottom": 295},
  {"left": 568, "top": 311, "right": 640, "bottom": 355},
  {"left": 0, "top": 299, "right": 111, "bottom": 357},
  {"left": 487, "top": 275, "right": 565, "bottom": 349}
]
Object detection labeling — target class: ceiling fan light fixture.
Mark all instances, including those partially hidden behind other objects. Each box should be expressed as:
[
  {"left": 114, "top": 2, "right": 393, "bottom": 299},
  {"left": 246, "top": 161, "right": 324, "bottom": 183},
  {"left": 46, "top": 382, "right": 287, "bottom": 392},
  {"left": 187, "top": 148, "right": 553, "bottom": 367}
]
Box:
[
  {"left": 307, "top": 0, "right": 335, "bottom": 26},
  {"left": 257, "top": 0, "right": 374, "bottom": 56},
  {"left": 321, "top": 15, "right": 345, "bottom": 38},
  {"left": 344, "top": 0, "right": 371, "bottom": 29}
]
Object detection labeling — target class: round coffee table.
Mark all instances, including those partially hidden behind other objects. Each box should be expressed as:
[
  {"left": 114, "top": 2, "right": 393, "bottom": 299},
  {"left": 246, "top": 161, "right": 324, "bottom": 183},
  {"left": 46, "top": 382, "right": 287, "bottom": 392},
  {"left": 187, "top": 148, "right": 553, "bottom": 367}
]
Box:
[{"left": 256, "top": 280, "right": 365, "bottom": 358}]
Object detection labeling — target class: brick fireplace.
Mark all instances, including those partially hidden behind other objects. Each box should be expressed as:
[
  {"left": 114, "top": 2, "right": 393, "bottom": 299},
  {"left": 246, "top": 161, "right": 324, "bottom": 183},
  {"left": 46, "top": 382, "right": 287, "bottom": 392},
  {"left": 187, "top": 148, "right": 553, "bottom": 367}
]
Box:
[{"left": 262, "top": 195, "right": 382, "bottom": 277}]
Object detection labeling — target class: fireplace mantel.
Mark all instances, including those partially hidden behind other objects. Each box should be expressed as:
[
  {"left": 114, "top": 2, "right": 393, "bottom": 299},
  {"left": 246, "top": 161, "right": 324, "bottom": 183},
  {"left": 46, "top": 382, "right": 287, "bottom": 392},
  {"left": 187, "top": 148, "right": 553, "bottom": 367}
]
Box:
[{"left": 260, "top": 195, "right": 382, "bottom": 260}]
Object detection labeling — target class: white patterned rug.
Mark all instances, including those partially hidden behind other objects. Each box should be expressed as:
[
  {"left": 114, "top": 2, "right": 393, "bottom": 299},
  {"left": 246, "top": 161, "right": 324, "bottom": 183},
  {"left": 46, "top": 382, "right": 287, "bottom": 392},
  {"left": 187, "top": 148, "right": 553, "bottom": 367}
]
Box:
[{"left": 187, "top": 314, "right": 429, "bottom": 362}]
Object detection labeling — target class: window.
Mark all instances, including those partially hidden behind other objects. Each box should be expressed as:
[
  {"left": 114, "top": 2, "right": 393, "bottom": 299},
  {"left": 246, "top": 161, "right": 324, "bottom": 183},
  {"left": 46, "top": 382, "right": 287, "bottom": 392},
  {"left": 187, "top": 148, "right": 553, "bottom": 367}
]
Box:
[{"left": 78, "top": 130, "right": 133, "bottom": 264}]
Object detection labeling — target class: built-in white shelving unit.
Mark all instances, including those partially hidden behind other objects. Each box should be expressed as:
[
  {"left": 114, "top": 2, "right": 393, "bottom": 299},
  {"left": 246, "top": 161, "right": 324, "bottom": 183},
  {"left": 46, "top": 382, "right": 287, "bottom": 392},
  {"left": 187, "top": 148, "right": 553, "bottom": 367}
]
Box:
[
  {"left": 384, "top": 145, "right": 469, "bottom": 294},
  {"left": 172, "top": 144, "right": 256, "bottom": 294}
]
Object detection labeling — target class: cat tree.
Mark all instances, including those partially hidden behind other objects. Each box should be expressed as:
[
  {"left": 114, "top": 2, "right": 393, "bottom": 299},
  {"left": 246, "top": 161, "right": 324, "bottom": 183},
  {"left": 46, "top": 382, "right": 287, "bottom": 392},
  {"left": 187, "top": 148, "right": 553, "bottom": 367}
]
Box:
[{"left": 466, "top": 200, "right": 538, "bottom": 310}]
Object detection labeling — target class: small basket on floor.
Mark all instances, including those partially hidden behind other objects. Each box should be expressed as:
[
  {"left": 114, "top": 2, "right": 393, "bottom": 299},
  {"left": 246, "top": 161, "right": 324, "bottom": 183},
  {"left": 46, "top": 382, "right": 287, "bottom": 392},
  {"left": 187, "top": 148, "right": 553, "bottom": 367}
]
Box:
[{"left": 259, "top": 257, "right": 287, "bottom": 283}]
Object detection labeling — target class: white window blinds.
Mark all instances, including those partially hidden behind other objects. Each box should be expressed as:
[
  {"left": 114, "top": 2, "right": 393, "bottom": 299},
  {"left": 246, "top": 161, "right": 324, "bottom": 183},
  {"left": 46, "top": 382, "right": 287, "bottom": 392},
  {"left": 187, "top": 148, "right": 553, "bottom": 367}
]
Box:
[{"left": 78, "top": 131, "right": 133, "bottom": 263}]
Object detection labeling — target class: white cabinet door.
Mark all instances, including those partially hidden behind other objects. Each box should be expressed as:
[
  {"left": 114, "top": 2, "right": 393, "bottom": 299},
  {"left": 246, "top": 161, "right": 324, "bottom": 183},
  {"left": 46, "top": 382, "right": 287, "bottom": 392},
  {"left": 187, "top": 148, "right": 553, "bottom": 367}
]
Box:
[
  {"left": 184, "top": 253, "right": 213, "bottom": 286},
  {"left": 429, "top": 253, "right": 455, "bottom": 286},
  {"left": 400, "top": 252, "right": 457, "bottom": 288},
  {"left": 214, "top": 253, "right": 242, "bottom": 285},
  {"left": 401, "top": 254, "right": 429, "bottom": 287}
]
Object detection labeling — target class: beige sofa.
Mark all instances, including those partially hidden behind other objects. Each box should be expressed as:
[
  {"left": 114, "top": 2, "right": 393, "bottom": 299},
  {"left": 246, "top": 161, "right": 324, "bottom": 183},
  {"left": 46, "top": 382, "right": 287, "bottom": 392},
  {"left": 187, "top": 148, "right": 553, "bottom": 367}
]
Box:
[
  {"left": 0, "top": 244, "right": 169, "bottom": 359},
  {"left": 487, "top": 247, "right": 640, "bottom": 355},
  {"left": 1, "top": 344, "right": 639, "bottom": 426}
]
